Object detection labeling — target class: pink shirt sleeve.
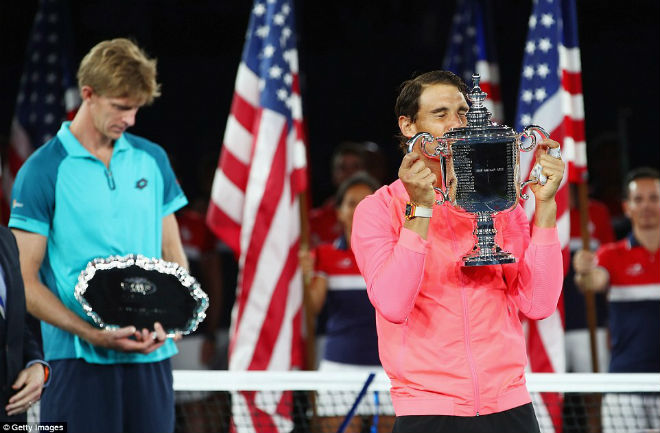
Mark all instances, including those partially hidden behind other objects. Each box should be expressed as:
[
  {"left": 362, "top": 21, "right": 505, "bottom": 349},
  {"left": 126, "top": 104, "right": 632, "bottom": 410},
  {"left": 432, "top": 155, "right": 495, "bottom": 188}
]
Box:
[
  {"left": 352, "top": 191, "right": 563, "bottom": 324},
  {"left": 351, "top": 194, "right": 427, "bottom": 324},
  {"left": 509, "top": 225, "right": 563, "bottom": 320}
]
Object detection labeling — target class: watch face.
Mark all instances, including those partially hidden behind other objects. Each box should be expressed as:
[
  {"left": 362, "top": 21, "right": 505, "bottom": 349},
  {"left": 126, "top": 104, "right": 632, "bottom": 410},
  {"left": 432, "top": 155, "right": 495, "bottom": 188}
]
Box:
[{"left": 405, "top": 202, "right": 414, "bottom": 219}]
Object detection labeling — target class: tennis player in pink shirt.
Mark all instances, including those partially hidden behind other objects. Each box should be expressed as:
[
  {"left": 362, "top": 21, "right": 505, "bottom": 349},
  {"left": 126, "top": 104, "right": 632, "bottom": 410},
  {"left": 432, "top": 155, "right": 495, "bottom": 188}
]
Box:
[{"left": 351, "top": 71, "right": 565, "bottom": 433}]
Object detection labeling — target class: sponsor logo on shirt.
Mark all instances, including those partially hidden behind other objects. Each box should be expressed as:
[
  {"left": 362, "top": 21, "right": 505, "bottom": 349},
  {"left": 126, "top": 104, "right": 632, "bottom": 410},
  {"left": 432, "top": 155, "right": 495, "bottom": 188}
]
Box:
[
  {"left": 337, "top": 258, "right": 353, "bottom": 269},
  {"left": 626, "top": 263, "right": 644, "bottom": 276},
  {"left": 12, "top": 199, "right": 23, "bottom": 208},
  {"left": 136, "top": 178, "right": 148, "bottom": 189}
]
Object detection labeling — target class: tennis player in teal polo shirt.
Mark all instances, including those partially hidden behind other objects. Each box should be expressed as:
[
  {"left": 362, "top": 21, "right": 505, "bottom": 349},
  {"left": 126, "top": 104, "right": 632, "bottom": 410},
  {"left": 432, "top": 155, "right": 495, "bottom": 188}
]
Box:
[{"left": 9, "top": 38, "right": 188, "bottom": 433}]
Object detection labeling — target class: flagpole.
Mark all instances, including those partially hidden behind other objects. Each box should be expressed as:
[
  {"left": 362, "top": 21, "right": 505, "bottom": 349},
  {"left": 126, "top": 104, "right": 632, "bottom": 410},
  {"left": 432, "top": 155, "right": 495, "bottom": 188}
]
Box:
[
  {"left": 298, "top": 188, "right": 320, "bottom": 426},
  {"left": 298, "top": 189, "right": 317, "bottom": 371},
  {"left": 577, "top": 182, "right": 599, "bottom": 373}
]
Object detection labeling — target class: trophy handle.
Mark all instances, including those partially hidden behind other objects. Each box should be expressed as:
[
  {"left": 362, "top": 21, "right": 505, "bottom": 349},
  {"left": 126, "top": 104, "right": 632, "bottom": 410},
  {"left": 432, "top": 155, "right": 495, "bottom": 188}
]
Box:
[
  {"left": 518, "top": 125, "right": 561, "bottom": 199},
  {"left": 405, "top": 132, "right": 450, "bottom": 204},
  {"left": 518, "top": 125, "right": 548, "bottom": 152}
]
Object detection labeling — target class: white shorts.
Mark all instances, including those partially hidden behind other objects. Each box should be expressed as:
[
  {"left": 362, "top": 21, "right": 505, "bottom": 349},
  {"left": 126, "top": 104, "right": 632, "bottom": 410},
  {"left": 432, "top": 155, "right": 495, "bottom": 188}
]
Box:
[
  {"left": 565, "top": 328, "right": 610, "bottom": 373},
  {"left": 315, "top": 359, "right": 394, "bottom": 417}
]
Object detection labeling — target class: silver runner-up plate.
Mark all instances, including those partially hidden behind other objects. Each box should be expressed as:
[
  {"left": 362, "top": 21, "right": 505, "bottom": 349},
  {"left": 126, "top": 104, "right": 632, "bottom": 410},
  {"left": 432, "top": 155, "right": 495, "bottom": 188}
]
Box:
[{"left": 74, "top": 254, "right": 209, "bottom": 337}]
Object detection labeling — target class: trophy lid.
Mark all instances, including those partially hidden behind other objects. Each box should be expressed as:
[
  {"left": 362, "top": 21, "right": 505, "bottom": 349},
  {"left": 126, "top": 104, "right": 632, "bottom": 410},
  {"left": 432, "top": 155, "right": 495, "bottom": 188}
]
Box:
[{"left": 443, "top": 74, "right": 516, "bottom": 141}]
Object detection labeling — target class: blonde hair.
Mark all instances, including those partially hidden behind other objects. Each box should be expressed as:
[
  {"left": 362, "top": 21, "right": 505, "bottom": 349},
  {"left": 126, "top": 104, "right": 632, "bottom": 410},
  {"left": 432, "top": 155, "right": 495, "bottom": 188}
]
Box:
[{"left": 77, "top": 38, "right": 161, "bottom": 105}]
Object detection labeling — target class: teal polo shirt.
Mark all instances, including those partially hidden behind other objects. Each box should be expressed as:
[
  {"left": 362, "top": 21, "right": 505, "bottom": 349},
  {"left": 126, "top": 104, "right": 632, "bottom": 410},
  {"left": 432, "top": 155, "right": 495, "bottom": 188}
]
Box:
[{"left": 9, "top": 122, "right": 188, "bottom": 364}]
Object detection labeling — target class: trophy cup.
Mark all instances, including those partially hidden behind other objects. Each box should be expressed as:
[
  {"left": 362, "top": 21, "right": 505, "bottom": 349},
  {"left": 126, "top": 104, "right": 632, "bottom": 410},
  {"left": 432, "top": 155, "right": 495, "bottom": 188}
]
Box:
[
  {"left": 406, "top": 74, "right": 561, "bottom": 266},
  {"left": 75, "top": 254, "right": 209, "bottom": 337}
]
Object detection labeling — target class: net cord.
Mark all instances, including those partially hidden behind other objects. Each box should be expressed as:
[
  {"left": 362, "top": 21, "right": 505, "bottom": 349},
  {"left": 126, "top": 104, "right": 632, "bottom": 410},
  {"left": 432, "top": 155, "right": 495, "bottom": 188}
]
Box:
[{"left": 172, "top": 371, "right": 660, "bottom": 393}]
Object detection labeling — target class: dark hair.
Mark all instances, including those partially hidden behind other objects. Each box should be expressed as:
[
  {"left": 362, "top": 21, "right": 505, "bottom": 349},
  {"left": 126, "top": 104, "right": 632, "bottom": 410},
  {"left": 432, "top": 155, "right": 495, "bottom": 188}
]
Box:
[
  {"left": 335, "top": 172, "right": 381, "bottom": 207},
  {"left": 332, "top": 141, "right": 365, "bottom": 168},
  {"left": 394, "top": 70, "right": 468, "bottom": 150},
  {"left": 623, "top": 166, "right": 660, "bottom": 199}
]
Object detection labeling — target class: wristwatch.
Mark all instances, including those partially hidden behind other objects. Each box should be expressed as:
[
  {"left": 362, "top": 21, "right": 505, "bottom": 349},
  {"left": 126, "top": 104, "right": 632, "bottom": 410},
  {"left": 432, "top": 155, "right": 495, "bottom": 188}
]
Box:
[{"left": 404, "top": 202, "right": 433, "bottom": 220}]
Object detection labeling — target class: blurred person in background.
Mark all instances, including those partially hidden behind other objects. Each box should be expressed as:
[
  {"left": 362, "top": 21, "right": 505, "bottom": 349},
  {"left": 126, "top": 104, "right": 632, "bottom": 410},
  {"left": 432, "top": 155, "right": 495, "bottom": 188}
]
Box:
[
  {"left": 586, "top": 133, "right": 629, "bottom": 239},
  {"left": 308, "top": 140, "right": 384, "bottom": 381},
  {"left": 573, "top": 166, "right": 660, "bottom": 433},
  {"left": 361, "top": 141, "right": 390, "bottom": 185},
  {"left": 301, "top": 172, "right": 395, "bottom": 433},
  {"left": 309, "top": 141, "right": 366, "bottom": 248}
]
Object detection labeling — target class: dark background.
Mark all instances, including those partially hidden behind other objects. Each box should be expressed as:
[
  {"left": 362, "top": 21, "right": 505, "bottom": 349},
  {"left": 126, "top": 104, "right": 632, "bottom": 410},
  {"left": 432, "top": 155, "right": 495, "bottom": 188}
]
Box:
[{"left": 1, "top": 0, "right": 658, "bottom": 211}]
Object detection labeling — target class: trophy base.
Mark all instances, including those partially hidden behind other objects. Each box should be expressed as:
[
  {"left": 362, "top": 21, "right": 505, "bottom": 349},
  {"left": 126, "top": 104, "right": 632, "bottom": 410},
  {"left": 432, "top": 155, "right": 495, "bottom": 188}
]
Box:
[{"left": 462, "top": 251, "right": 517, "bottom": 267}]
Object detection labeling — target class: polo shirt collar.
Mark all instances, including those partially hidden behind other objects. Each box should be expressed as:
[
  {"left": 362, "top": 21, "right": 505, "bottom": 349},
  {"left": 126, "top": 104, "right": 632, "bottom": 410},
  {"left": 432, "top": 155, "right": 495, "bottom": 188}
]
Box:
[
  {"left": 627, "top": 232, "right": 642, "bottom": 248},
  {"left": 56, "top": 121, "right": 131, "bottom": 158},
  {"left": 334, "top": 235, "right": 348, "bottom": 251}
]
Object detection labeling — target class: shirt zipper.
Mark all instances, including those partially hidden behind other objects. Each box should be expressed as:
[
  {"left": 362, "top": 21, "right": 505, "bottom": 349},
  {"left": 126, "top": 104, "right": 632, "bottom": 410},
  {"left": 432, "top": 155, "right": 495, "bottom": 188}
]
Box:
[
  {"left": 461, "top": 285, "right": 481, "bottom": 416},
  {"left": 105, "top": 168, "right": 116, "bottom": 190},
  {"left": 445, "top": 206, "right": 481, "bottom": 416}
]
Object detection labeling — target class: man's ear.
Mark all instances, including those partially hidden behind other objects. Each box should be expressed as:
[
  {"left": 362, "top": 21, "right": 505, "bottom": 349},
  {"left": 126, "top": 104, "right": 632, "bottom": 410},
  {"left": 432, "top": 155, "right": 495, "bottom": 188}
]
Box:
[
  {"left": 80, "top": 85, "right": 94, "bottom": 101},
  {"left": 622, "top": 199, "right": 631, "bottom": 219},
  {"left": 398, "top": 115, "right": 417, "bottom": 139}
]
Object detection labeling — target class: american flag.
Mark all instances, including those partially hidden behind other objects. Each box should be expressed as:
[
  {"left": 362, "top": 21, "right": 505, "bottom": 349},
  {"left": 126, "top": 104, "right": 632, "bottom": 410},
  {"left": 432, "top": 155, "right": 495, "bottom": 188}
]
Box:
[
  {"left": 442, "top": 0, "right": 503, "bottom": 123},
  {"left": 206, "top": 0, "right": 307, "bottom": 431},
  {"left": 516, "top": 0, "right": 587, "bottom": 430},
  {"left": 3, "top": 0, "right": 79, "bottom": 219}
]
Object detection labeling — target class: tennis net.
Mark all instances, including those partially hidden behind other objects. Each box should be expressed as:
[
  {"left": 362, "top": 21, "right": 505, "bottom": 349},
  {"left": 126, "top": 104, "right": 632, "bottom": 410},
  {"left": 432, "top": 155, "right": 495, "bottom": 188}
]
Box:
[{"left": 172, "top": 371, "right": 660, "bottom": 433}]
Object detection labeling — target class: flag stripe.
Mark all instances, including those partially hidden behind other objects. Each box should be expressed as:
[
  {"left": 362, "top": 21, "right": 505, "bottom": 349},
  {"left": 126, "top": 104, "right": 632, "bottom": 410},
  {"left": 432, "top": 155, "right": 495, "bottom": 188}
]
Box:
[
  {"left": 235, "top": 62, "right": 261, "bottom": 107},
  {"left": 206, "top": 205, "right": 241, "bottom": 255},
  {"left": 519, "top": 94, "right": 585, "bottom": 185},
  {"left": 210, "top": 168, "right": 245, "bottom": 224},
  {"left": 558, "top": 46, "right": 582, "bottom": 72},
  {"left": 474, "top": 60, "right": 498, "bottom": 81},
  {"left": 245, "top": 391, "right": 278, "bottom": 432},
  {"left": 231, "top": 92, "right": 259, "bottom": 139},
  {"left": 249, "top": 238, "right": 299, "bottom": 370},
  {"left": 560, "top": 91, "right": 584, "bottom": 120},
  {"left": 560, "top": 117, "right": 585, "bottom": 141},
  {"left": 478, "top": 81, "right": 501, "bottom": 101},
  {"left": 232, "top": 111, "right": 287, "bottom": 344},
  {"left": 224, "top": 113, "right": 254, "bottom": 165},
  {"left": 269, "top": 267, "right": 304, "bottom": 370},
  {"left": 220, "top": 147, "right": 250, "bottom": 192},
  {"left": 561, "top": 70, "right": 582, "bottom": 94}
]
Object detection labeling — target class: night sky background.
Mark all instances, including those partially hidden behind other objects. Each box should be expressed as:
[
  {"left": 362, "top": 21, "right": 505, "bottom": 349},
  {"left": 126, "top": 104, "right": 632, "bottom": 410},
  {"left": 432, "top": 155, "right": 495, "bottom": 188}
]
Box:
[{"left": 1, "top": 0, "right": 658, "bottom": 214}]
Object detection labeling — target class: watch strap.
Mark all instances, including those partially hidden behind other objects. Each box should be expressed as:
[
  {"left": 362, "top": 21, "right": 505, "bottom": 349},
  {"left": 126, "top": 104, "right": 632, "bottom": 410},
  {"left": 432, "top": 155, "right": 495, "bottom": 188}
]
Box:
[
  {"left": 412, "top": 205, "right": 433, "bottom": 217},
  {"left": 405, "top": 202, "right": 433, "bottom": 220}
]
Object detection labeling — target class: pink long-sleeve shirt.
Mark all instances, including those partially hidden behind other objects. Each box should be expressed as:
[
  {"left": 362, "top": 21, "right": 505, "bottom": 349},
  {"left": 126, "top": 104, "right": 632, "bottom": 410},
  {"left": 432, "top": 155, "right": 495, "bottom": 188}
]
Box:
[{"left": 351, "top": 180, "right": 563, "bottom": 416}]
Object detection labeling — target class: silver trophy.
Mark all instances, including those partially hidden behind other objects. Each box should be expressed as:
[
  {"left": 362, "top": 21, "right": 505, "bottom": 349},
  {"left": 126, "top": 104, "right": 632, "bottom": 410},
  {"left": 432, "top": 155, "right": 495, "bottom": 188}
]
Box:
[
  {"left": 406, "top": 74, "right": 561, "bottom": 266},
  {"left": 75, "top": 254, "right": 209, "bottom": 337}
]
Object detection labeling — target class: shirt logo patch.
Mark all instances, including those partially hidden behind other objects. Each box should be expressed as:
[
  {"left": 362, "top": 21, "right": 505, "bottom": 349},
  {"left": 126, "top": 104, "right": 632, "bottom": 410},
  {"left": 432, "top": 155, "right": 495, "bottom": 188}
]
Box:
[
  {"left": 136, "top": 178, "right": 148, "bottom": 189},
  {"left": 12, "top": 199, "right": 24, "bottom": 208},
  {"left": 626, "top": 263, "right": 643, "bottom": 276},
  {"left": 337, "top": 258, "right": 353, "bottom": 268}
]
